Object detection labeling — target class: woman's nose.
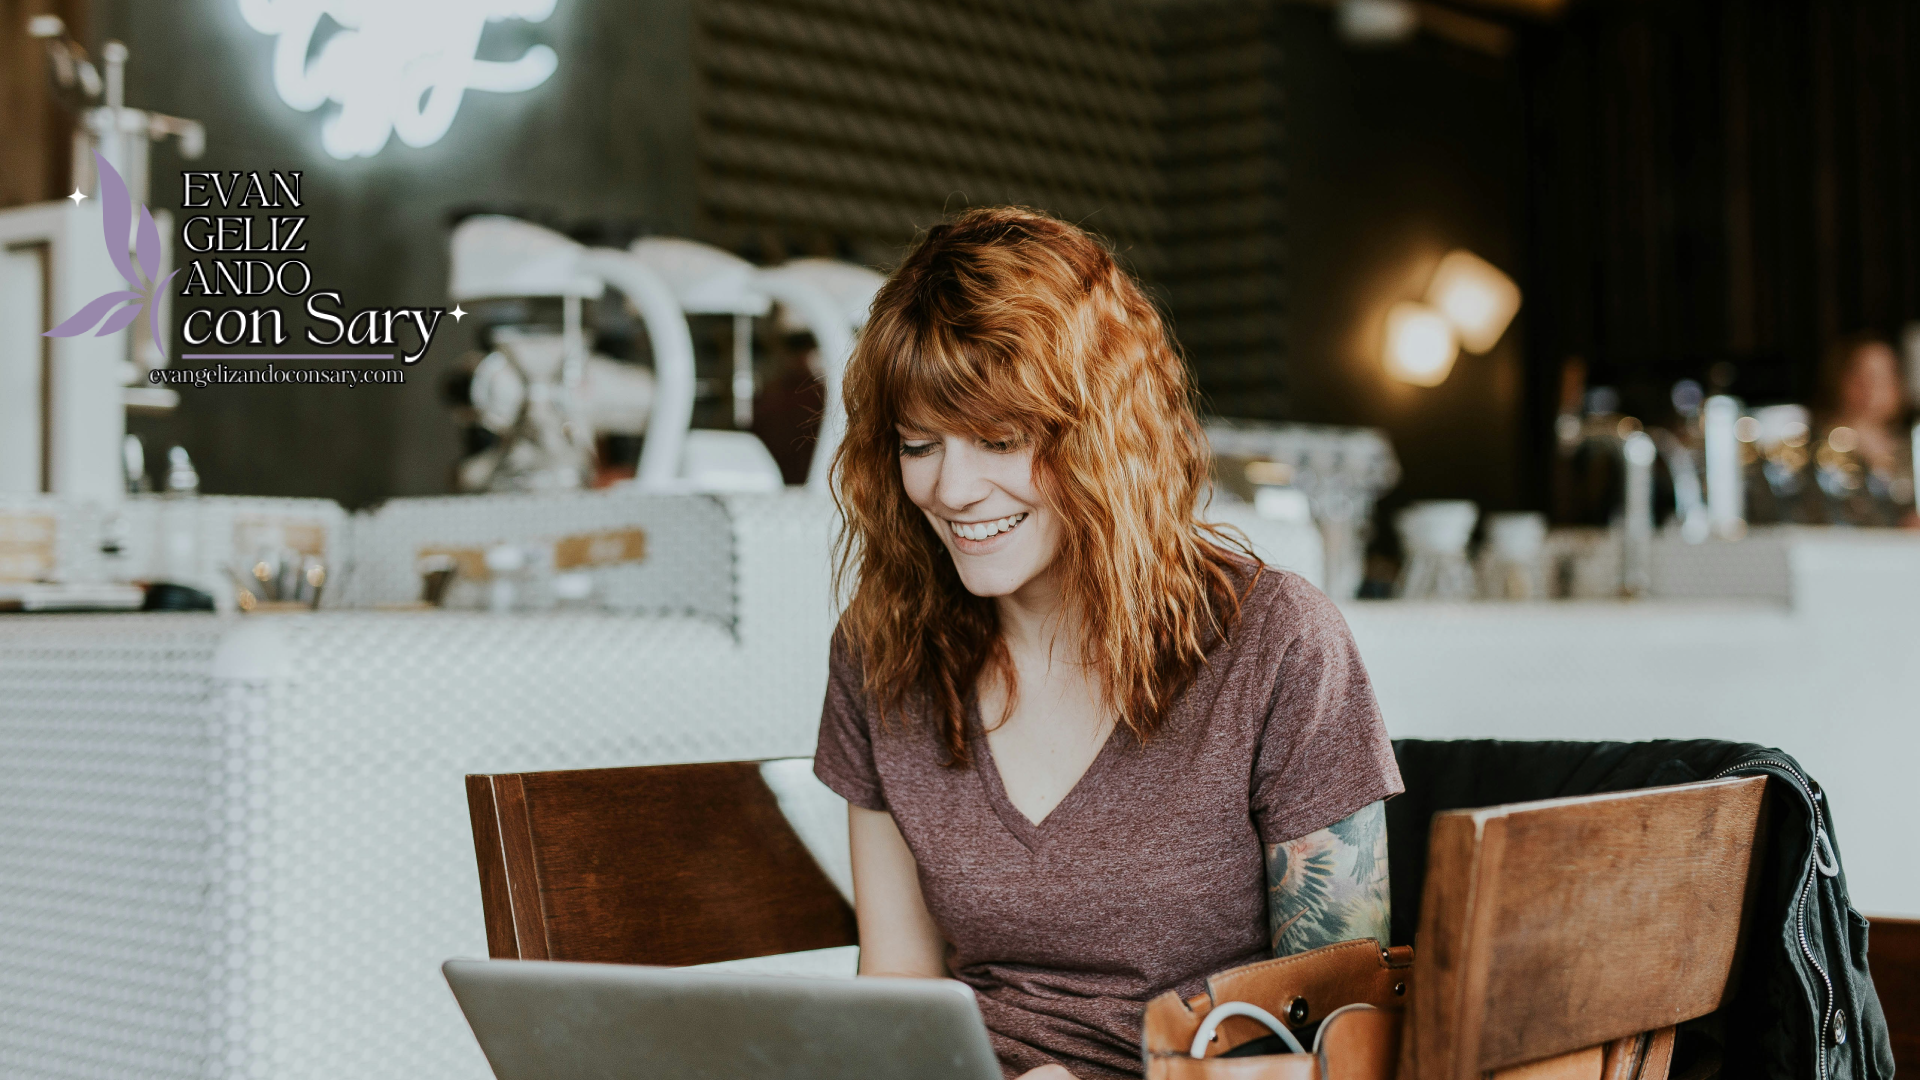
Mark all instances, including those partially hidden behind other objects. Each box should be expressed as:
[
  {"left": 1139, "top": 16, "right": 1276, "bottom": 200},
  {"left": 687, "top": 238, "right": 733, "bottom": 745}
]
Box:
[{"left": 933, "top": 441, "right": 993, "bottom": 511}]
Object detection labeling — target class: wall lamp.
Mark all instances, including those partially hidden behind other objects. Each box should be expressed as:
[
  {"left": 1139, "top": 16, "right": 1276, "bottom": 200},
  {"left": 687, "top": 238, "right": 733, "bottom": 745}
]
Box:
[{"left": 1382, "top": 249, "right": 1521, "bottom": 387}]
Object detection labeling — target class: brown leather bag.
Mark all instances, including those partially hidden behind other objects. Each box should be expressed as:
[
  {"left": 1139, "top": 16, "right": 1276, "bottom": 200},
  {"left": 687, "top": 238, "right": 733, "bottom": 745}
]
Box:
[
  {"left": 1142, "top": 939, "right": 1413, "bottom": 1080},
  {"left": 1140, "top": 939, "right": 1679, "bottom": 1080}
]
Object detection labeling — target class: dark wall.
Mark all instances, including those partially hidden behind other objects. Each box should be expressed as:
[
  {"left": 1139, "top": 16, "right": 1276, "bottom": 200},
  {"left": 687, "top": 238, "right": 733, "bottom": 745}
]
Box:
[
  {"left": 686, "top": 0, "right": 1289, "bottom": 417},
  {"left": 1270, "top": 9, "right": 1530, "bottom": 521},
  {"left": 1521, "top": 0, "right": 1920, "bottom": 419},
  {"left": 96, "top": 0, "right": 699, "bottom": 507}
]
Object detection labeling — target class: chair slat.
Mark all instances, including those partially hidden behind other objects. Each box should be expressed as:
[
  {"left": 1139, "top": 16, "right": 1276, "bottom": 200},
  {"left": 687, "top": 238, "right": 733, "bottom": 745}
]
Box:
[
  {"left": 465, "top": 761, "right": 857, "bottom": 966},
  {"left": 1409, "top": 775, "right": 1768, "bottom": 1079}
]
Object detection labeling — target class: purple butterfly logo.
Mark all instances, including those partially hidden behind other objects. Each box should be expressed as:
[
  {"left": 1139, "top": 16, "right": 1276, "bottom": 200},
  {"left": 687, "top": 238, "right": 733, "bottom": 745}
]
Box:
[{"left": 43, "top": 151, "right": 180, "bottom": 359}]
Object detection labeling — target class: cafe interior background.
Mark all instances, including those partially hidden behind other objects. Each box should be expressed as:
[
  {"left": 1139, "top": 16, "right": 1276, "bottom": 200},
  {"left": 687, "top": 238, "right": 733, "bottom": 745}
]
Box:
[{"left": 1, "top": 0, "right": 1917, "bottom": 1076}]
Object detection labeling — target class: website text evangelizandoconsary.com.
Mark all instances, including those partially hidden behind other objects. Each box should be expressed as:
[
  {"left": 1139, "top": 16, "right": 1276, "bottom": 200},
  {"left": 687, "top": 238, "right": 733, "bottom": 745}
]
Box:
[{"left": 149, "top": 364, "right": 406, "bottom": 388}]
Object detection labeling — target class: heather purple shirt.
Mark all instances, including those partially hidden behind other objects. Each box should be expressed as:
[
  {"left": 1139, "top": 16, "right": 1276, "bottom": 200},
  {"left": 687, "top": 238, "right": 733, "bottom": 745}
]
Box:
[{"left": 813, "top": 567, "right": 1402, "bottom": 1079}]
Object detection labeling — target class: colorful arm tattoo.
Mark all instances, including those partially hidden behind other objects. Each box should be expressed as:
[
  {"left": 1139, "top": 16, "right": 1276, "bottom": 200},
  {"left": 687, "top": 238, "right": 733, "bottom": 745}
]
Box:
[{"left": 1264, "top": 800, "right": 1390, "bottom": 956}]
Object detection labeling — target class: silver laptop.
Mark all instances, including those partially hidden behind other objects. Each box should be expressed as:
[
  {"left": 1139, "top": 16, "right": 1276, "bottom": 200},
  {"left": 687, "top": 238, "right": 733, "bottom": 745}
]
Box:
[{"left": 443, "top": 958, "right": 1002, "bottom": 1080}]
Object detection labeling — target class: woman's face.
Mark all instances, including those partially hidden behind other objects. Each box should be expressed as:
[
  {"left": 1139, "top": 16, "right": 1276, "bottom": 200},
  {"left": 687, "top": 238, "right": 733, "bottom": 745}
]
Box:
[
  {"left": 896, "top": 424, "right": 1062, "bottom": 600},
  {"left": 1840, "top": 342, "right": 1905, "bottom": 427}
]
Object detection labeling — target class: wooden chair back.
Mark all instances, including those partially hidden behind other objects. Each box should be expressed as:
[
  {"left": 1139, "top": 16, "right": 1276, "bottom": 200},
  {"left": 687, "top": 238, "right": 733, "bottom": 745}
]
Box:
[
  {"left": 1406, "top": 775, "right": 1770, "bottom": 1080},
  {"left": 465, "top": 761, "right": 857, "bottom": 966},
  {"left": 1871, "top": 917, "right": 1920, "bottom": 1074}
]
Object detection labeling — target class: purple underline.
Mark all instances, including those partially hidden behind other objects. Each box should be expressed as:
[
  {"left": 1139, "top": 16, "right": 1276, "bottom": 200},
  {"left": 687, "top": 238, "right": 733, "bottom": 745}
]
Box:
[{"left": 179, "top": 353, "right": 395, "bottom": 360}]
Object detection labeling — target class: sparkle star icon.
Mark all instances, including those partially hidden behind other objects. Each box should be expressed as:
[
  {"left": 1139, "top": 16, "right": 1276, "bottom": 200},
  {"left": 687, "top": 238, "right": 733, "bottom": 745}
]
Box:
[
  {"left": 66, "top": 187, "right": 87, "bottom": 205},
  {"left": 449, "top": 304, "right": 467, "bottom": 322}
]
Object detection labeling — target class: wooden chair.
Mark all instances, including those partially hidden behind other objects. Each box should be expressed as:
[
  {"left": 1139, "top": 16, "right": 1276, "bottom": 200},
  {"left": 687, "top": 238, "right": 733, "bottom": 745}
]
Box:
[
  {"left": 464, "top": 761, "right": 857, "bottom": 966},
  {"left": 1870, "top": 916, "right": 1920, "bottom": 1074},
  {"left": 1405, "top": 775, "right": 1770, "bottom": 1080}
]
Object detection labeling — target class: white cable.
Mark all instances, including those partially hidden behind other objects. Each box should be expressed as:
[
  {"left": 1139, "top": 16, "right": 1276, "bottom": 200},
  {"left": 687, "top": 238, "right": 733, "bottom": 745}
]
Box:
[{"left": 1188, "top": 1001, "right": 1306, "bottom": 1059}]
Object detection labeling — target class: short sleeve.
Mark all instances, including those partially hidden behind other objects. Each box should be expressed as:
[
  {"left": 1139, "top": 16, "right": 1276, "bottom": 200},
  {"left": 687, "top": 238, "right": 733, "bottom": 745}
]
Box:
[
  {"left": 1249, "top": 575, "right": 1403, "bottom": 844},
  {"left": 812, "top": 627, "right": 889, "bottom": 811}
]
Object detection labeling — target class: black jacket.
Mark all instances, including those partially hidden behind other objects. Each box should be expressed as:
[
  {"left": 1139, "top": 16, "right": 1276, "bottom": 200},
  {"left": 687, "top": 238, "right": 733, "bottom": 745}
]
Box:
[{"left": 1387, "top": 739, "right": 1894, "bottom": 1080}]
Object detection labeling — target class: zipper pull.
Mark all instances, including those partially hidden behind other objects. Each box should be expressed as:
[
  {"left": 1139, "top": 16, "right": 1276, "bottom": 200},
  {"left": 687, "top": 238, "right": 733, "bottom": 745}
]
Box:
[{"left": 1815, "top": 827, "right": 1839, "bottom": 879}]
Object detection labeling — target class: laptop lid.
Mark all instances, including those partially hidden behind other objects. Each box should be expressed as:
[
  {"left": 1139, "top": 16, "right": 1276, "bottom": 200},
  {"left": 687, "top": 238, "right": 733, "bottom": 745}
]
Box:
[{"left": 443, "top": 958, "right": 1003, "bottom": 1080}]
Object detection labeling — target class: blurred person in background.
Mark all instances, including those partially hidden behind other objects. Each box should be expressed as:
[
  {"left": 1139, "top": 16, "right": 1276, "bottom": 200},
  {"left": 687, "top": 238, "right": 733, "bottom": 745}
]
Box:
[
  {"left": 1811, "top": 332, "right": 1918, "bottom": 528},
  {"left": 752, "top": 327, "right": 827, "bottom": 486},
  {"left": 814, "top": 208, "right": 1400, "bottom": 1080}
]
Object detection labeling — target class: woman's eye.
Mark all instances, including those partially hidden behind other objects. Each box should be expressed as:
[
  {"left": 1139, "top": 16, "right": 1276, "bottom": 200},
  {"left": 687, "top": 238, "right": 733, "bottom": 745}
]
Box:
[
  {"left": 899, "top": 440, "right": 937, "bottom": 458},
  {"left": 981, "top": 437, "right": 1019, "bottom": 453}
]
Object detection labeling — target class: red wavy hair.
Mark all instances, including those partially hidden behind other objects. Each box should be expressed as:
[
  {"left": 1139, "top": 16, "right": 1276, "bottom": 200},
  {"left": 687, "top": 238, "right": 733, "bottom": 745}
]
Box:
[{"left": 831, "top": 206, "right": 1253, "bottom": 765}]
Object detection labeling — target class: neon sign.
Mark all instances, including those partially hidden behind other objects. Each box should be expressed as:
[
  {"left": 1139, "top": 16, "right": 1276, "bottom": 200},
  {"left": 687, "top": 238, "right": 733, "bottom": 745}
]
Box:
[{"left": 236, "top": 0, "right": 559, "bottom": 160}]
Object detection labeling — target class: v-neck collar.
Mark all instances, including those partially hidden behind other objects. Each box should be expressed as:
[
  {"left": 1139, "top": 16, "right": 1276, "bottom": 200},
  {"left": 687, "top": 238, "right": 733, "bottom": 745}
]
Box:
[{"left": 970, "top": 700, "right": 1123, "bottom": 853}]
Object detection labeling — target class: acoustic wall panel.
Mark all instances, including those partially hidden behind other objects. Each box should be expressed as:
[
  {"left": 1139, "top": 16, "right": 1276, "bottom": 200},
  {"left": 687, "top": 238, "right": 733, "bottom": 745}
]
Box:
[
  {"left": 692, "top": 0, "right": 1288, "bottom": 413},
  {"left": 1157, "top": 7, "right": 1288, "bottom": 416}
]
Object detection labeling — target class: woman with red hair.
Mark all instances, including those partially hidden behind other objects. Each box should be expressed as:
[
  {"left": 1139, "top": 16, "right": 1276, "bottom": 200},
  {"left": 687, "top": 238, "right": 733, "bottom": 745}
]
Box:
[{"left": 813, "top": 207, "right": 1401, "bottom": 1080}]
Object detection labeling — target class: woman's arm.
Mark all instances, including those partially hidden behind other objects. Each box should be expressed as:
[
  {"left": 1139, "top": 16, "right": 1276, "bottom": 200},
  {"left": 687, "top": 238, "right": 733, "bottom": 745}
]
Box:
[
  {"left": 848, "top": 804, "right": 949, "bottom": 979},
  {"left": 1264, "top": 800, "right": 1391, "bottom": 956}
]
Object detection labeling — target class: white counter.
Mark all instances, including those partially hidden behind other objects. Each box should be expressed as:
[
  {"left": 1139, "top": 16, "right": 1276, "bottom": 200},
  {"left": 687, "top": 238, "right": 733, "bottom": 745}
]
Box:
[
  {"left": 1345, "top": 529, "right": 1920, "bottom": 918},
  {"left": 0, "top": 492, "right": 852, "bottom": 1080}
]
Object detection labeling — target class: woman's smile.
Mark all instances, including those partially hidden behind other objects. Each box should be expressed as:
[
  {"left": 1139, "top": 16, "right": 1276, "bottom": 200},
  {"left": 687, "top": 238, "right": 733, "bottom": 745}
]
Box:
[{"left": 947, "top": 511, "right": 1030, "bottom": 549}]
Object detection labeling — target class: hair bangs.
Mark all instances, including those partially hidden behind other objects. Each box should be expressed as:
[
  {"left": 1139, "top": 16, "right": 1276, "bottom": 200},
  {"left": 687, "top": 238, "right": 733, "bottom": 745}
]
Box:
[{"left": 881, "top": 319, "right": 1063, "bottom": 445}]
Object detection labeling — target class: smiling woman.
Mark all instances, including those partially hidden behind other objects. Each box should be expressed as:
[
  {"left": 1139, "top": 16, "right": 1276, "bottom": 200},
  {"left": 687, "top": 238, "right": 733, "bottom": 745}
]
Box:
[{"left": 814, "top": 207, "right": 1401, "bottom": 1080}]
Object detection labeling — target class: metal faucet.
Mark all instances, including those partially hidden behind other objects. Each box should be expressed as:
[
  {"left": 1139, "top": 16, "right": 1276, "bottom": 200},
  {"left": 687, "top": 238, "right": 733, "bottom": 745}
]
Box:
[
  {"left": 1556, "top": 413, "right": 1684, "bottom": 597},
  {"left": 28, "top": 17, "right": 206, "bottom": 206},
  {"left": 1653, "top": 431, "right": 1709, "bottom": 543},
  {"left": 1620, "top": 431, "right": 1656, "bottom": 597}
]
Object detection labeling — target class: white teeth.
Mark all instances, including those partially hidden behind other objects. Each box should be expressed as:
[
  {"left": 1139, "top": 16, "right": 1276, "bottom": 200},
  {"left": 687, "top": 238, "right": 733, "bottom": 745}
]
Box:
[{"left": 950, "top": 513, "right": 1027, "bottom": 542}]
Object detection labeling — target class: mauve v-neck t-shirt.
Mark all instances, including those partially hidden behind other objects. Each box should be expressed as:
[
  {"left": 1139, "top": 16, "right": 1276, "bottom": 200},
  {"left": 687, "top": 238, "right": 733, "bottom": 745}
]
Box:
[{"left": 812, "top": 567, "right": 1403, "bottom": 1080}]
